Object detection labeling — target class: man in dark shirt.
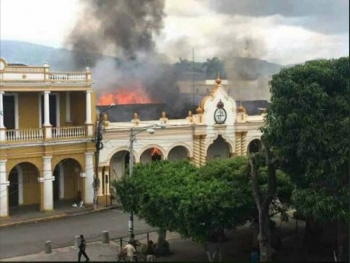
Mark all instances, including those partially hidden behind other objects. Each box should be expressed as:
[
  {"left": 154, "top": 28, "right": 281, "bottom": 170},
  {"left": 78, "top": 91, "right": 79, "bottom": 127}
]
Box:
[{"left": 78, "top": 234, "right": 90, "bottom": 262}]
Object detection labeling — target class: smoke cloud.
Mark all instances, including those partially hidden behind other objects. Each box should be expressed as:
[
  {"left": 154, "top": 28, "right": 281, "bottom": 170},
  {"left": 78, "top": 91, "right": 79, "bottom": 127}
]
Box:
[
  {"left": 65, "top": 0, "right": 193, "bottom": 119},
  {"left": 66, "top": 0, "right": 165, "bottom": 66}
]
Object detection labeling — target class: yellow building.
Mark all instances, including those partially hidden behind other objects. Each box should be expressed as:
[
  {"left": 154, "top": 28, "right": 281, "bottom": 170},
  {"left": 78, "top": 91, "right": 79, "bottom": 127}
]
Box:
[{"left": 0, "top": 58, "right": 96, "bottom": 218}]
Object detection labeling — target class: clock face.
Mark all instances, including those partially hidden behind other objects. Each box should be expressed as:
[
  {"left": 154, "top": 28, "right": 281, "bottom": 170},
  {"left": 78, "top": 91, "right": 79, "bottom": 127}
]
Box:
[{"left": 214, "top": 108, "right": 227, "bottom": 124}]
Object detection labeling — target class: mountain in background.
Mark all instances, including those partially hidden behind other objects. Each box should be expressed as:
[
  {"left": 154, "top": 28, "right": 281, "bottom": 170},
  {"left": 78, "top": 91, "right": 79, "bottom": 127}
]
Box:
[
  {"left": 1, "top": 40, "right": 283, "bottom": 75},
  {"left": 0, "top": 40, "right": 109, "bottom": 71}
]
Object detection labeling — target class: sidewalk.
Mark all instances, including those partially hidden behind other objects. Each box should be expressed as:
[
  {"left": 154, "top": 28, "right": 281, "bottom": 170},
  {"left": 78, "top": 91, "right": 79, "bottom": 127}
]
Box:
[{"left": 0, "top": 232, "right": 207, "bottom": 262}]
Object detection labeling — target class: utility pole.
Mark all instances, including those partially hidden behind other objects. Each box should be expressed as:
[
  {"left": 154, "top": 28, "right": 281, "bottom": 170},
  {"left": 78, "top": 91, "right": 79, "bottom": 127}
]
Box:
[
  {"left": 128, "top": 128, "right": 134, "bottom": 236},
  {"left": 93, "top": 104, "right": 114, "bottom": 209},
  {"left": 128, "top": 124, "right": 166, "bottom": 238},
  {"left": 192, "top": 48, "right": 195, "bottom": 109}
]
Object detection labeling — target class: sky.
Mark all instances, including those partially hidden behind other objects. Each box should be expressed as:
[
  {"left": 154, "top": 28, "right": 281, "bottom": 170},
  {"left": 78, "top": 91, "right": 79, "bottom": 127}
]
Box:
[{"left": 0, "top": 0, "right": 349, "bottom": 65}]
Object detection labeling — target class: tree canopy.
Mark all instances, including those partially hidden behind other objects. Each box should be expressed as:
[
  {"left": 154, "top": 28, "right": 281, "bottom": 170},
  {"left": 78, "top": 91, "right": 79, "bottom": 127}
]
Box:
[
  {"left": 113, "top": 158, "right": 253, "bottom": 242},
  {"left": 262, "top": 57, "right": 350, "bottom": 222},
  {"left": 113, "top": 157, "right": 293, "bottom": 243}
]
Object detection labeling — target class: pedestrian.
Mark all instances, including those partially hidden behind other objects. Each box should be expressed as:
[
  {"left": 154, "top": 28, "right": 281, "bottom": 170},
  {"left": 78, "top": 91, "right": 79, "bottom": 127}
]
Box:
[
  {"left": 129, "top": 233, "right": 141, "bottom": 250},
  {"left": 78, "top": 234, "right": 90, "bottom": 262},
  {"left": 124, "top": 241, "right": 136, "bottom": 262},
  {"left": 146, "top": 240, "right": 156, "bottom": 262}
]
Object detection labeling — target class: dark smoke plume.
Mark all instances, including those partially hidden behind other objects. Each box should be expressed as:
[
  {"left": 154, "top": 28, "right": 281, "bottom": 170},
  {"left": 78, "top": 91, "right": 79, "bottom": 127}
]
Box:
[
  {"left": 66, "top": 0, "right": 165, "bottom": 67},
  {"left": 65, "top": 0, "right": 193, "bottom": 118}
]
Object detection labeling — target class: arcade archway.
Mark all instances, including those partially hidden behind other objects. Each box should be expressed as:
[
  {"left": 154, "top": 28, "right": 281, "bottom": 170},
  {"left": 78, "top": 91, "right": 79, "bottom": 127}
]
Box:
[
  {"left": 207, "top": 135, "right": 230, "bottom": 162},
  {"left": 248, "top": 139, "right": 262, "bottom": 153},
  {"left": 8, "top": 162, "right": 40, "bottom": 214},
  {"left": 168, "top": 146, "right": 189, "bottom": 161},
  {"left": 140, "top": 147, "right": 163, "bottom": 163},
  {"left": 53, "top": 158, "right": 82, "bottom": 206},
  {"left": 109, "top": 150, "right": 130, "bottom": 181}
]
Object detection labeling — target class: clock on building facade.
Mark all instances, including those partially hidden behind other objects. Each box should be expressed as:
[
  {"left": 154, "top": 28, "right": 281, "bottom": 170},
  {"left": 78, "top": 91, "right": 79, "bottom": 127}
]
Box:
[{"left": 214, "top": 100, "right": 227, "bottom": 124}]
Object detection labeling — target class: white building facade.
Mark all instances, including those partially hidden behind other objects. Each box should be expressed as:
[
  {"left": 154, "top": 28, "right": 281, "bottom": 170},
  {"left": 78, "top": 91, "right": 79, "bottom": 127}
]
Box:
[{"left": 96, "top": 78, "right": 265, "bottom": 199}]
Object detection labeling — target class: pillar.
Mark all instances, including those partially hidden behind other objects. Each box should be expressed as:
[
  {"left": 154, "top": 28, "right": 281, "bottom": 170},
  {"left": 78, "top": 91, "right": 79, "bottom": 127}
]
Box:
[
  {"left": 85, "top": 91, "right": 93, "bottom": 136},
  {"left": 0, "top": 91, "right": 5, "bottom": 141},
  {"left": 235, "top": 132, "right": 242, "bottom": 156},
  {"left": 200, "top": 135, "right": 206, "bottom": 166},
  {"left": 0, "top": 160, "right": 9, "bottom": 217},
  {"left": 193, "top": 135, "right": 201, "bottom": 167},
  {"left": 42, "top": 156, "right": 54, "bottom": 211},
  {"left": 84, "top": 152, "right": 94, "bottom": 205},
  {"left": 65, "top": 92, "right": 72, "bottom": 125},
  {"left": 43, "top": 91, "right": 52, "bottom": 139},
  {"left": 43, "top": 91, "right": 51, "bottom": 126},
  {"left": 241, "top": 132, "right": 248, "bottom": 155}
]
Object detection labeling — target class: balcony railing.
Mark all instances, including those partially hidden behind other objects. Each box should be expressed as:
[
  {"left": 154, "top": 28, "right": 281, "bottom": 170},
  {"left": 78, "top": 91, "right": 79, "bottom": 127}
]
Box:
[
  {"left": 49, "top": 73, "right": 87, "bottom": 81},
  {"left": 6, "top": 129, "right": 43, "bottom": 141},
  {"left": 5, "top": 126, "right": 86, "bottom": 142},
  {"left": 52, "top": 126, "right": 86, "bottom": 139}
]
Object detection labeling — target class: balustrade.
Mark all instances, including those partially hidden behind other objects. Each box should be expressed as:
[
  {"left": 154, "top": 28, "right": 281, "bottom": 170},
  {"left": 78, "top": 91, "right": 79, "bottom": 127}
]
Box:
[
  {"left": 6, "top": 129, "right": 43, "bottom": 141},
  {"left": 51, "top": 126, "right": 86, "bottom": 138},
  {"left": 49, "top": 73, "right": 87, "bottom": 81},
  {"left": 4, "top": 126, "right": 86, "bottom": 141}
]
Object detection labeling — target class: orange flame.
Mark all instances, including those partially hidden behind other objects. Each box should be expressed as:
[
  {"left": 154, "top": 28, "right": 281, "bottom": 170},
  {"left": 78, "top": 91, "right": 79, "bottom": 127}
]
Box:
[
  {"left": 97, "top": 83, "right": 156, "bottom": 105},
  {"left": 151, "top": 148, "right": 161, "bottom": 156}
]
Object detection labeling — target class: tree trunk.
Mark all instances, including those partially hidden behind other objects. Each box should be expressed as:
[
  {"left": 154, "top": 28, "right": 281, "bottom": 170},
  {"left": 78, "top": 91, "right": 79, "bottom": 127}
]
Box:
[
  {"left": 258, "top": 209, "right": 272, "bottom": 261},
  {"left": 157, "top": 228, "right": 167, "bottom": 254}
]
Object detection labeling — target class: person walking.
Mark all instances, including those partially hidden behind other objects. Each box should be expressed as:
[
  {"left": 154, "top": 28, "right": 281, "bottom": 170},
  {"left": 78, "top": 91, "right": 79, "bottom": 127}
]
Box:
[
  {"left": 146, "top": 240, "right": 156, "bottom": 262},
  {"left": 78, "top": 234, "right": 90, "bottom": 262},
  {"left": 124, "top": 241, "right": 136, "bottom": 262}
]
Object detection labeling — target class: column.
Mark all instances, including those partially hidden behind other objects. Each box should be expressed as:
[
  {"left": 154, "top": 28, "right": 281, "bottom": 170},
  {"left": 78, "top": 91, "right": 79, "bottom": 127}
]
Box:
[
  {"left": 0, "top": 92, "right": 5, "bottom": 141},
  {"left": 193, "top": 135, "right": 201, "bottom": 167},
  {"left": 235, "top": 132, "right": 242, "bottom": 156},
  {"left": 85, "top": 90, "right": 92, "bottom": 124},
  {"left": 65, "top": 92, "right": 72, "bottom": 125},
  {"left": 43, "top": 91, "right": 51, "bottom": 126},
  {"left": 200, "top": 135, "right": 206, "bottom": 166},
  {"left": 43, "top": 91, "right": 52, "bottom": 139},
  {"left": 0, "top": 160, "right": 9, "bottom": 217},
  {"left": 85, "top": 91, "right": 93, "bottom": 136},
  {"left": 84, "top": 152, "right": 94, "bottom": 205},
  {"left": 42, "top": 156, "right": 54, "bottom": 211},
  {"left": 241, "top": 132, "right": 248, "bottom": 155}
]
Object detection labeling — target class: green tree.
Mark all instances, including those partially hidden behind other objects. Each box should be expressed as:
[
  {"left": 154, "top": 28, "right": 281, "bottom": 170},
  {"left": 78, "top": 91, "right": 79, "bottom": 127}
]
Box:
[
  {"left": 263, "top": 57, "right": 349, "bottom": 261},
  {"left": 112, "top": 158, "right": 256, "bottom": 260}
]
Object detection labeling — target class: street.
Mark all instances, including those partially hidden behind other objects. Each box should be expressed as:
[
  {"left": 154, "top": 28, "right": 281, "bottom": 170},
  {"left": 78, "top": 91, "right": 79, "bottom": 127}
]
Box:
[{"left": 0, "top": 209, "right": 156, "bottom": 259}]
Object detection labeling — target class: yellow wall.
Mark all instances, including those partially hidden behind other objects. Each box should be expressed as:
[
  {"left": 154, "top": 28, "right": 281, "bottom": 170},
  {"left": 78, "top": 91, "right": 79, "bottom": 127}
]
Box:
[
  {"left": 70, "top": 92, "right": 86, "bottom": 126},
  {"left": 18, "top": 93, "right": 39, "bottom": 129},
  {"left": 21, "top": 163, "right": 40, "bottom": 205},
  {"left": 63, "top": 161, "right": 81, "bottom": 200}
]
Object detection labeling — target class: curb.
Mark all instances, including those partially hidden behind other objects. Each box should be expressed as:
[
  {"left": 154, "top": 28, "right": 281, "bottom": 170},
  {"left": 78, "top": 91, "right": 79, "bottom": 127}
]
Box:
[{"left": 0, "top": 205, "right": 120, "bottom": 229}]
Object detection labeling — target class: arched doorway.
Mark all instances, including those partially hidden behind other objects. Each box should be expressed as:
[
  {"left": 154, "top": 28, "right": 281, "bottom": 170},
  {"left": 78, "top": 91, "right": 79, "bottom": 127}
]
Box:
[
  {"left": 168, "top": 146, "right": 189, "bottom": 161},
  {"left": 110, "top": 150, "right": 130, "bottom": 181},
  {"left": 207, "top": 135, "right": 230, "bottom": 162},
  {"left": 248, "top": 139, "right": 262, "bottom": 153},
  {"left": 53, "top": 159, "right": 82, "bottom": 207},
  {"left": 8, "top": 162, "right": 40, "bottom": 214},
  {"left": 140, "top": 147, "right": 163, "bottom": 163}
]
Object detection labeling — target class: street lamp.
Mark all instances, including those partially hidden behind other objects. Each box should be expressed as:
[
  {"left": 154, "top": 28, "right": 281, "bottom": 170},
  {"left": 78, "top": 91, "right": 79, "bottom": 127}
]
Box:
[
  {"left": 128, "top": 123, "right": 166, "bottom": 237},
  {"left": 93, "top": 103, "right": 115, "bottom": 209}
]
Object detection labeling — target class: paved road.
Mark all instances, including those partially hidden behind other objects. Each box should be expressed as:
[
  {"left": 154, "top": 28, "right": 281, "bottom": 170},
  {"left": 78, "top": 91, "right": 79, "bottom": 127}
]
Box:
[{"left": 0, "top": 209, "right": 156, "bottom": 259}]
